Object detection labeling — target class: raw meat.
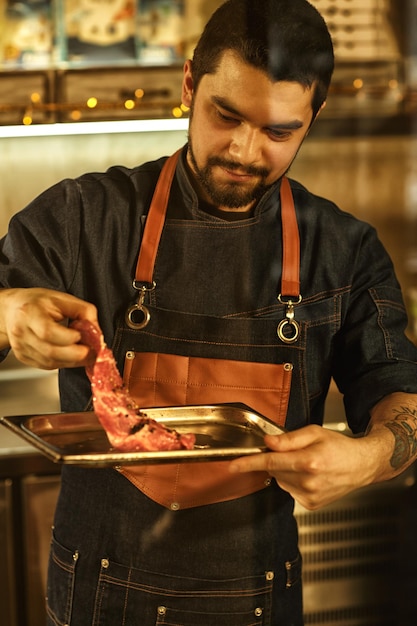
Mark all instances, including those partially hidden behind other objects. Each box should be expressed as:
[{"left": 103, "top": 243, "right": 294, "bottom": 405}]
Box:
[{"left": 70, "top": 319, "right": 195, "bottom": 452}]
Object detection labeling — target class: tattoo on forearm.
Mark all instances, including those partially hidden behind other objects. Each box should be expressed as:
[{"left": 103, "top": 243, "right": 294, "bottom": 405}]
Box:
[{"left": 385, "top": 406, "right": 417, "bottom": 470}]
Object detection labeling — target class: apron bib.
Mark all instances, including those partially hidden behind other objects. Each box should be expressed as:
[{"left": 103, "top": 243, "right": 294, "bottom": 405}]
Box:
[{"left": 115, "top": 150, "right": 302, "bottom": 510}]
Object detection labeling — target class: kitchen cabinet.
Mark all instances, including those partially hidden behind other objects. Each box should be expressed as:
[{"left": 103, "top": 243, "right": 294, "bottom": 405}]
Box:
[
  {"left": 0, "top": 478, "right": 17, "bottom": 626},
  {"left": 21, "top": 474, "right": 61, "bottom": 626},
  {"left": 0, "top": 453, "right": 60, "bottom": 626}
]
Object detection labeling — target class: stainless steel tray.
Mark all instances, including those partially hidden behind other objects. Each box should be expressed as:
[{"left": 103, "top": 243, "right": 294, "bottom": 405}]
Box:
[{"left": 0, "top": 404, "right": 285, "bottom": 466}]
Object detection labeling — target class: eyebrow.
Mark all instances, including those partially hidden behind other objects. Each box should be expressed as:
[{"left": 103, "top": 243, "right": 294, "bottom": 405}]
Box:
[{"left": 211, "top": 96, "right": 304, "bottom": 131}]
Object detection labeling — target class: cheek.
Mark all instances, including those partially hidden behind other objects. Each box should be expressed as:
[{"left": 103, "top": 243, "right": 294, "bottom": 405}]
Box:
[
  {"left": 267, "top": 142, "right": 302, "bottom": 174},
  {"left": 192, "top": 126, "right": 229, "bottom": 159}
]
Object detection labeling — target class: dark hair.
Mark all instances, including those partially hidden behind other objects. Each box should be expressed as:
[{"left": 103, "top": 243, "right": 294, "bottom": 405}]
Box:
[{"left": 192, "top": 0, "right": 334, "bottom": 118}]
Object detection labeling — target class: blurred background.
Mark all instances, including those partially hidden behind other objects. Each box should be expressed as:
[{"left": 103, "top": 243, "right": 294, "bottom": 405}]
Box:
[{"left": 0, "top": 1, "right": 417, "bottom": 625}]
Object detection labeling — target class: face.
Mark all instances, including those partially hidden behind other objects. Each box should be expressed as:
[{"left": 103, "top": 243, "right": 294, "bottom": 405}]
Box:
[{"left": 182, "top": 50, "right": 321, "bottom": 212}]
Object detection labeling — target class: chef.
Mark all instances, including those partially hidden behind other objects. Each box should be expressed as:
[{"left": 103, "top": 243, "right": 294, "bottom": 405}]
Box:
[{"left": 1, "top": 1, "right": 417, "bottom": 624}]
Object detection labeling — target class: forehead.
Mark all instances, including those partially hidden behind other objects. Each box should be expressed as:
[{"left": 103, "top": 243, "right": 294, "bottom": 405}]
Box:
[{"left": 196, "top": 50, "right": 315, "bottom": 123}]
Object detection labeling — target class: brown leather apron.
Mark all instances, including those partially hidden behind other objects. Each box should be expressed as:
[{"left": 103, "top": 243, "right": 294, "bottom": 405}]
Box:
[{"left": 117, "top": 150, "right": 301, "bottom": 510}]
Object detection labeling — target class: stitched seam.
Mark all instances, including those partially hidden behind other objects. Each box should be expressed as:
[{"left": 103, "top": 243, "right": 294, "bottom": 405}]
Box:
[
  {"left": 138, "top": 330, "right": 305, "bottom": 350},
  {"left": 129, "top": 378, "right": 289, "bottom": 392}
]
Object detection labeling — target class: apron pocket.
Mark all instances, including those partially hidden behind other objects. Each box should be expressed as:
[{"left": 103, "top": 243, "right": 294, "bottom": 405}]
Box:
[
  {"left": 120, "top": 352, "right": 293, "bottom": 509},
  {"left": 93, "top": 558, "right": 273, "bottom": 626},
  {"left": 46, "top": 534, "right": 79, "bottom": 626},
  {"left": 123, "top": 352, "right": 292, "bottom": 429},
  {"left": 154, "top": 605, "right": 266, "bottom": 625}
]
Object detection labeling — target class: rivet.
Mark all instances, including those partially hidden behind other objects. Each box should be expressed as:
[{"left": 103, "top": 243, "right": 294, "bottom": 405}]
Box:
[
  {"left": 266, "top": 570, "right": 274, "bottom": 581},
  {"left": 284, "top": 362, "right": 293, "bottom": 371},
  {"left": 101, "top": 558, "right": 109, "bottom": 569},
  {"left": 170, "top": 502, "right": 180, "bottom": 511},
  {"left": 254, "top": 607, "right": 263, "bottom": 617},
  {"left": 72, "top": 551, "right": 79, "bottom": 562},
  {"left": 264, "top": 478, "right": 272, "bottom": 486},
  {"left": 126, "top": 351, "right": 135, "bottom": 360},
  {"left": 157, "top": 606, "right": 166, "bottom": 616}
]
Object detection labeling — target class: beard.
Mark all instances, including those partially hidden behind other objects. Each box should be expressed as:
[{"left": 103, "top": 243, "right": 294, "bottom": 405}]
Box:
[{"left": 187, "top": 137, "right": 273, "bottom": 210}]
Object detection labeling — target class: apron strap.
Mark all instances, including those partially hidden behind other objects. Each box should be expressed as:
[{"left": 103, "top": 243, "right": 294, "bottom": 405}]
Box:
[
  {"left": 133, "top": 148, "right": 301, "bottom": 301},
  {"left": 133, "top": 149, "right": 182, "bottom": 287},
  {"left": 279, "top": 177, "right": 300, "bottom": 298}
]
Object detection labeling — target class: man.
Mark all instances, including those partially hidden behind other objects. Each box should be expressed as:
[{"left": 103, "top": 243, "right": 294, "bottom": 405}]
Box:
[{"left": 1, "top": 1, "right": 417, "bottom": 624}]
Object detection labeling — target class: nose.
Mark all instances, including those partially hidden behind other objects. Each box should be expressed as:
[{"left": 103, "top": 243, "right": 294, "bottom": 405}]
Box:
[{"left": 228, "top": 124, "right": 262, "bottom": 165}]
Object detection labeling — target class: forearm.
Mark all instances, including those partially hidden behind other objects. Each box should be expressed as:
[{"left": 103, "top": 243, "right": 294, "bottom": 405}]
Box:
[{"left": 365, "top": 391, "right": 417, "bottom": 483}]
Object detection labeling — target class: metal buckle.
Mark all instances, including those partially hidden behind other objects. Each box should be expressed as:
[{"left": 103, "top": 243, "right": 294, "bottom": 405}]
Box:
[
  {"left": 277, "top": 294, "right": 302, "bottom": 344},
  {"left": 125, "top": 281, "right": 156, "bottom": 330}
]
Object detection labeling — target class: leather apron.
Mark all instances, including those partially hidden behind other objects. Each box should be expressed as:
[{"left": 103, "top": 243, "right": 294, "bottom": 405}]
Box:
[{"left": 113, "top": 149, "right": 302, "bottom": 510}]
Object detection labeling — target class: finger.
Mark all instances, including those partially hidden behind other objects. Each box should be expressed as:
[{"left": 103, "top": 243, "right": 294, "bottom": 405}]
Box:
[
  {"left": 264, "top": 426, "right": 323, "bottom": 452},
  {"left": 10, "top": 319, "right": 95, "bottom": 369},
  {"left": 52, "top": 295, "right": 98, "bottom": 326},
  {"left": 229, "top": 451, "right": 283, "bottom": 474},
  {"left": 13, "top": 335, "right": 93, "bottom": 370}
]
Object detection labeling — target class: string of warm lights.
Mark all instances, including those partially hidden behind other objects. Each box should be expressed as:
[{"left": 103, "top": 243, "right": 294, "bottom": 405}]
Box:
[{"left": 0, "top": 90, "right": 190, "bottom": 126}]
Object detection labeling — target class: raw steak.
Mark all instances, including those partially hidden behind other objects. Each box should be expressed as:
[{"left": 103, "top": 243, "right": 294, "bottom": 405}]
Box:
[{"left": 70, "top": 319, "right": 195, "bottom": 452}]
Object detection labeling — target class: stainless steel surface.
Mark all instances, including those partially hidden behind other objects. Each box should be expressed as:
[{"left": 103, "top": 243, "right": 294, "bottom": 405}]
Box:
[{"left": 0, "top": 405, "right": 285, "bottom": 466}]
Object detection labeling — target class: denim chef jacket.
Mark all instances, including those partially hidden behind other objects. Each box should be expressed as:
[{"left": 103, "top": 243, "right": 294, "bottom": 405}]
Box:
[{"left": 1, "top": 146, "right": 417, "bottom": 432}]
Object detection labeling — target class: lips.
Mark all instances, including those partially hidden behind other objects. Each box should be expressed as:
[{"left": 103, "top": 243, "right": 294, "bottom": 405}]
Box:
[{"left": 221, "top": 166, "right": 256, "bottom": 181}]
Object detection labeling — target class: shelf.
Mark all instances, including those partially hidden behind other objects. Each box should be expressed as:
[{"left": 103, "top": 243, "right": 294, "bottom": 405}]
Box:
[{"left": 0, "top": 117, "right": 188, "bottom": 138}]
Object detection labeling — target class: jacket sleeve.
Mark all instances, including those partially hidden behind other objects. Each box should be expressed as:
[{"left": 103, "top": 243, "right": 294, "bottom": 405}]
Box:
[
  {"left": 0, "top": 178, "right": 82, "bottom": 293},
  {"left": 332, "top": 224, "right": 417, "bottom": 433}
]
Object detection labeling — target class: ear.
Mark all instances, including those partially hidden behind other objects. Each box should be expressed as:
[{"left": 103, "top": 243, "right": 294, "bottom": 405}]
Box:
[
  {"left": 314, "top": 100, "right": 326, "bottom": 121},
  {"left": 181, "top": 59, "right": 194, "bottom": 108},
  {"left": 307, "top": 100, "right": 326, "bottom": 132},
  {"left": 317, "top": 100, "right": 326, "bottom": 115}
]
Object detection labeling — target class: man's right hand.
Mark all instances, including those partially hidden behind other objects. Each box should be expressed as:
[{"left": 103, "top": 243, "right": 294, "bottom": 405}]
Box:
[{"left": 0, "top": 288, "right": 99, "bottom": 370}]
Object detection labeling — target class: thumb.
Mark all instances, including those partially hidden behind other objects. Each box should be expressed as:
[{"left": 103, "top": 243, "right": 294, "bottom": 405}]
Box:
[
  {"left": 265, "top": 425, "right": 323, "bottom": 452},
  {"left": 264, "top": 432, "right": 295, "bottom": 452}
]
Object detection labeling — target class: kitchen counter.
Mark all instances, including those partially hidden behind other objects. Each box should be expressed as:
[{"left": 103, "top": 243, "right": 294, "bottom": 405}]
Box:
[{"left": 0, "top": 351, "right": 60, "bottom": 474}]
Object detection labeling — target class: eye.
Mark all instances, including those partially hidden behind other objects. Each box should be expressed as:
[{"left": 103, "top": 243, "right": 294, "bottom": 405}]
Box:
[
  {"left": 216, "top": 109, "right": 239, "bottom": 124},
  {"left": 267, "top": 129, "right": 291, "bottom": 141}
]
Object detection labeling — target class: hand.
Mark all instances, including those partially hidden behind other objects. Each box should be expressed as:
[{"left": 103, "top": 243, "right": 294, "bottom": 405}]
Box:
[
  {"left": 0, "top": 287, "right": 99, "bottom": 370},
  {"left": 229, "top": 425, "right": 375, "bottom": 510}
]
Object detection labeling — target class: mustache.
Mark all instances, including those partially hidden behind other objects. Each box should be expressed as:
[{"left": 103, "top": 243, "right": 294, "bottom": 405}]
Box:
[{"left": 207, "top": 156, "right": 270, "bottom": 178}]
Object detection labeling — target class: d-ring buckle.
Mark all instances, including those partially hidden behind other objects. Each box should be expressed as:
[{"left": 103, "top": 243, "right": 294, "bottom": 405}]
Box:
[
  {"left": 277, "top": 318, "right": 300, "bottom": 343},
  {"left": 125, "top": 281, "right": 156, "bottom": 330},
  {"left": 277, "top": 295, "right": 302, "bottom": 344}
]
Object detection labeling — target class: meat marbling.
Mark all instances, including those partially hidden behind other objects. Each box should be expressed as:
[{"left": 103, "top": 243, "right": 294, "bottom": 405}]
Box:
[{"left": 70, "top": 319, "right": 195, "bottom": 452}]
